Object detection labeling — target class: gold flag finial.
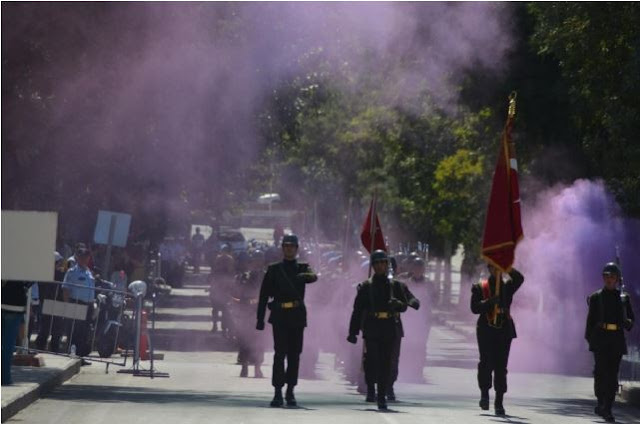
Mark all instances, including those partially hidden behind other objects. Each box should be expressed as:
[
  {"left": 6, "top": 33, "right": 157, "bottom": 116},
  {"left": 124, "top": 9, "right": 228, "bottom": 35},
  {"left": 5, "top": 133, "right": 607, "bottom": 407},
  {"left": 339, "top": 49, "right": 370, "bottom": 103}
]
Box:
[{"left": 508, "top": 91, "right": 517, "bottom": 118}]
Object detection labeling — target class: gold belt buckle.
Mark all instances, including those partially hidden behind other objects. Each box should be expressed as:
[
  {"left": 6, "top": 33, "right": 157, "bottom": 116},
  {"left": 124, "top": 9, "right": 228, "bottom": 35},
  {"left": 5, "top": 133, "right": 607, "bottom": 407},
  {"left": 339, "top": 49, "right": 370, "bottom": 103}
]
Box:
[
  {"left": 376, "top": 312, "right": 390, "bottom": 319},
  {"left": 603, "top": 323, "right": 618, "bottom": 331},
  {"left": 281, "top": 301, "right": 295, "bottom": 309}
]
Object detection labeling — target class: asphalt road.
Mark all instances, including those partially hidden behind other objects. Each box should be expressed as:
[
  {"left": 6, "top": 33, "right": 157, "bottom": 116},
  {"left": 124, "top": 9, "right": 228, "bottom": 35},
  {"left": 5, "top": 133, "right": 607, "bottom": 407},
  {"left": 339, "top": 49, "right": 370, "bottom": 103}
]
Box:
[{"left": 9, "top": 273, "right": 640, "bottom": 424}]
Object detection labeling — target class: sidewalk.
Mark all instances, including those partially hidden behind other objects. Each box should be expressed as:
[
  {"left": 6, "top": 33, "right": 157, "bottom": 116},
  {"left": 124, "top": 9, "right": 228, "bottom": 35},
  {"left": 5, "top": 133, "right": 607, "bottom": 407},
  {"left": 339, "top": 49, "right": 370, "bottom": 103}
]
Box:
[{"left": 1, "top": 354, "right": 81, "bottom": 422}]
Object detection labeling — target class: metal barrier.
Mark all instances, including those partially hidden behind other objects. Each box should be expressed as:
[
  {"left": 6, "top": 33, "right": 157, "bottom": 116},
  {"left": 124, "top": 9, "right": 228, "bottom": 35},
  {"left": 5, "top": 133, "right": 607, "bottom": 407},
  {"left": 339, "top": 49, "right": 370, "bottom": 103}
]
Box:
[{"left": 11, "top": 279, "right": 138, "bottom": 369}]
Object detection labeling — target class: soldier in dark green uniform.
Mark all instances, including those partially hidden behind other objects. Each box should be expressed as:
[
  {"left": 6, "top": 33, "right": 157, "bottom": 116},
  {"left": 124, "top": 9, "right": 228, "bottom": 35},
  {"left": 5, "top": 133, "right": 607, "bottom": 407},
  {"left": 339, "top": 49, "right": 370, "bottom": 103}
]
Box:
[
  {"left": 387, "top": 256, "right": 420, "bottom": 402},
  {"left": 347, "top": 250, "right": 409, "bottom": 410},
  {"left": 585, "top": 262, "right": 635, "bottom": 423},
  {"left": 256, "top": 234, "right": 318, "bottom": 407},
  {"left": 471, "top": 263, "right": 524, "bottom": 416}
]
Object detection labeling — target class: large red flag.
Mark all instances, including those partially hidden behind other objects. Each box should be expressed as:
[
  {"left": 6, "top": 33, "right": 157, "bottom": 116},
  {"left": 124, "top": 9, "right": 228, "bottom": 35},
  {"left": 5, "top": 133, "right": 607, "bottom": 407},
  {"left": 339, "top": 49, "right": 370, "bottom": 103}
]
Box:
[
  {"left": 481, "top": 94, "right": 523, "bottom": 272},
  {"left": 361, "top": 197, "right": 386, "bottom": 254}
]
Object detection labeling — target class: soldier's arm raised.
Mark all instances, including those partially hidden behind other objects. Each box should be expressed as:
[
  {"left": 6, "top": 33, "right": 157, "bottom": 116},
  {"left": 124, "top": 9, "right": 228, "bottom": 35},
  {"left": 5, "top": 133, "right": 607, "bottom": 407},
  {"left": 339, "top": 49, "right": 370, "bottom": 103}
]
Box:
[{"left": 296, "top": 263, "right": 318, "bottom": 284}]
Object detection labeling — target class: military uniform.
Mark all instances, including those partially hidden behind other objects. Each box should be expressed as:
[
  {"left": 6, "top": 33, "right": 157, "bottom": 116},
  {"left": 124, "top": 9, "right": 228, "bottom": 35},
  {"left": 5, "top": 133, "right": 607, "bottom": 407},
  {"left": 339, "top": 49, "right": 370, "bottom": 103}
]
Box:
[
  {"left": 348, "top": 272, "right": 408, "bottom": 409},
  {"left": 392, "top": 269, "right": 438, "bottom": 387},
  {"left": 585, "top": 266, "right": 634, "bottom": 422},
  {"left": 387, "top": 280, "right": 419, "bottom": 399},
  {"left": 233, "top": 269, "right": 266, "bottom": 377},
  {"left": 257, "top": 242, "right": 317, "bottom": 406},
  {"left": 210, "top": 251, "right": 235, "bottom": 334},
  {"left": 470, "top": 267, "right": 524, "bottom": 415}
]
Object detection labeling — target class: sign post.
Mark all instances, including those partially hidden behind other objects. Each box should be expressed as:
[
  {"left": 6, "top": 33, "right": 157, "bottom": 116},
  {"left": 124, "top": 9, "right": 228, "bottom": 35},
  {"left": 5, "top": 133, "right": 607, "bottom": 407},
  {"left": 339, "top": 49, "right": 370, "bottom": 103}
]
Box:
[{"left": 93, "top": 211, "right": 131, "bottom": 277}]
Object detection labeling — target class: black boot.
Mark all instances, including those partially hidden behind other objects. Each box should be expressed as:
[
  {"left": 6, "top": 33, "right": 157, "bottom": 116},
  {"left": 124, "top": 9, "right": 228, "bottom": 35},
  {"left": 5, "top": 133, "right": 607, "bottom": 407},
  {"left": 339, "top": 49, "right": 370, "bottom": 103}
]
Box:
[
  {"left": 366, "top": 385, "right": 376, "bottom": 403},
  {"left": 494, "top": 392, "right": 505, "bottom": 416},
  {"left": 285, "top": 386, "right": 297, "bottom": 407},
  {"left": 594, "top": 397, "right": 604, "bottom": 416},
  {"left": 377, "top": 393, "right": 388, "bottom": 411},
  {"left": 387, "top": 385, "right": 396, "bottom": 402},
  {"left": 270, "top": 387, "right": 284, "bottom": 407},
  {"left": 479, "top": 389, "right": 490, "bottom": 411},
  {"left": 603, "top": 398, "right": 615, "bottom": 422}
]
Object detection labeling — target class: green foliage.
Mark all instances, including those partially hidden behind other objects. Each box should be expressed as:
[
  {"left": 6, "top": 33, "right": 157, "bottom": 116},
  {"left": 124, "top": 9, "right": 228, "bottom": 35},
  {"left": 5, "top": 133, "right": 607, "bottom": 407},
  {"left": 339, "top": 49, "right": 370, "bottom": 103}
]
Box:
[{"left": 529, "top": 2, "right": 640, "bottom": 215}]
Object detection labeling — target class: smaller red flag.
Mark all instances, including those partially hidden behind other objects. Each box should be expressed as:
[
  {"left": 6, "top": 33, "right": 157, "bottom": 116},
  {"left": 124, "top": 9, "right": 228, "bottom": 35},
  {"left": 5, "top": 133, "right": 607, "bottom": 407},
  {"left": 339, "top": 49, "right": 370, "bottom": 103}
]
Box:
[{"left": 361, "top": 197, "right": 386, "bottom": 254}]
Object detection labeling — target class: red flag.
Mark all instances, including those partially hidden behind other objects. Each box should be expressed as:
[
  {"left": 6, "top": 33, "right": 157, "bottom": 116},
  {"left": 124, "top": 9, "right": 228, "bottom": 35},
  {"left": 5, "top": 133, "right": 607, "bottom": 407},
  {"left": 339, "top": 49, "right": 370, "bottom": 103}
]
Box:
[
  {"left": 361, "top": 197, "right": 386, "bottom": 254},
  {"left": 481, "top": 95, "right": 523, "bottom": 272}
]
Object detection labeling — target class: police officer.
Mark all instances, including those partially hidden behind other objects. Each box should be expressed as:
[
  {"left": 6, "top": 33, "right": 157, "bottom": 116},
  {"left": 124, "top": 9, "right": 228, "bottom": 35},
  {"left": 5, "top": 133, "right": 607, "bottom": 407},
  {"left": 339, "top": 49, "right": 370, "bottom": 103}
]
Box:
[
  {"left": 347, "top": 250, "right": 408, "bottom": 410},
  {"left": 470, "top": 263, "right": 524, "bottom": 416},
  {"left": 585, "top": 262, "right": 635, "bottom": 423},
  {"left": 35, "top": 252, "right": 66, "bottom": 352},
  {"left": 62, "top": 247, "right": 96, "bottom": 359},
  {"left": 256, "top": 234, "right": 318, "bottom": 407}
]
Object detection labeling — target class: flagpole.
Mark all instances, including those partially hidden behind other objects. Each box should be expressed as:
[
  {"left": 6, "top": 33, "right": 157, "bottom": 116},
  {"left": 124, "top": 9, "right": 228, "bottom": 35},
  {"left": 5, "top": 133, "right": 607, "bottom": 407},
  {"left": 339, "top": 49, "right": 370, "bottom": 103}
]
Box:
[{"left": 368, "top": 191, "right": 378, "bottom": 278}]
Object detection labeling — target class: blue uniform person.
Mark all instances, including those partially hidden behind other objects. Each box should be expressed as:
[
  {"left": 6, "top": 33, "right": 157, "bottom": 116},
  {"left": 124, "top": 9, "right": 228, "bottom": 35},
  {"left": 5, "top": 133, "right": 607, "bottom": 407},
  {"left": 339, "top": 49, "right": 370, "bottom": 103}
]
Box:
[
  {"left": 62, "top": 247, "right": 95, "bottom": 358},
  {"left": 256, "top": 234, "right": 318, "bottom": 407}
]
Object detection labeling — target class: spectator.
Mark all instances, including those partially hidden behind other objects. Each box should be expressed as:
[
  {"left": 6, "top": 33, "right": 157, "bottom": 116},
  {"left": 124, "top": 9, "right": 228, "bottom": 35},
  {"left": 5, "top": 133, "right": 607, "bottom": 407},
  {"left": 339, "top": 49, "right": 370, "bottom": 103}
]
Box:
[
  {"left": 2, "top": 280, "right": 31, "bottom": 385},
  {"left": 35, "top": 252, "right": 66, "bottom": 352},
  {"left": 62, "top": 247, "right": 95, "bottom": 361},
  {"left": 191, "top": 227, "right": 205, "bottom": 274}
]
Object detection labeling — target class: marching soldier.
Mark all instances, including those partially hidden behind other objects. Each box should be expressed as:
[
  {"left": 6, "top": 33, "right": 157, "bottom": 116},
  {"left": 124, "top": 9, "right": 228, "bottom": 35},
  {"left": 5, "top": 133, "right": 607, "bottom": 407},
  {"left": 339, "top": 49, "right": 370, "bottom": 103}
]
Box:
[
  {"left": 256, "top": 234, "right": 318, "bottom": 407},
  {"left": 387, "top": 256, "right": 420, "bottom": 401},
  {"left": 233, "top": 250, "right": 266, "bottom": 378},
  {"left": 209, "top": 245, "right": 235, "bottom": 335},
  {"left": 585, "top": 262, "right": 635, "bottom": 423},
  {"left": 391, "top": 257, "right": 436, "bottom": 390},
  {"left": 347, "top": 250, "right": 408, "bottom": 410},
  {"left": 471, "top": 263, "right": 524, "bottom": 416}
]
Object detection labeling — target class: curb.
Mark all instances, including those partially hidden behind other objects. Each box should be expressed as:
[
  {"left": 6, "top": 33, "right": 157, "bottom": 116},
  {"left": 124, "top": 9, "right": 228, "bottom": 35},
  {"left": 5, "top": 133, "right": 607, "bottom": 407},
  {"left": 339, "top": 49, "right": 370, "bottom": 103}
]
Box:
[
  {"left": 1, "top": 358, "right": 82, "bottom": 422},
  {"left": 621, "top": 383, "right": 640, "bottom": 408}
]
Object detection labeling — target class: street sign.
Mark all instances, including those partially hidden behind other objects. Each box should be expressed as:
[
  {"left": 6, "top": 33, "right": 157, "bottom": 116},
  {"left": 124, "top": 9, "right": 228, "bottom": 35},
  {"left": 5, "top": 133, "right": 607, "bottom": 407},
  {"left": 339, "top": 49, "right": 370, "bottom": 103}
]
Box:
[
  {"left": 1, "top": 210, "right": 58, "bottom": 281},
  {"left": 93, "top": 210, "right": 131, "bottom": 247}
]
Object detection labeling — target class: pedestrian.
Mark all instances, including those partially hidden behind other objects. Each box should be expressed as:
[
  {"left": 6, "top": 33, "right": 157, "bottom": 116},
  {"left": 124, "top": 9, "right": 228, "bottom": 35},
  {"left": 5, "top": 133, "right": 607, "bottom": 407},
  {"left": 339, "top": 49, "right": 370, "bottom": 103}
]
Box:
[
  {"left": 62, "top": 247, "right": 95, "bottom": 362},
  {"left": 191, "top": 227, "right": 205, "bottom": 274},
  {"left": 347, "top": 250, "right": 409, "bottom": 410},
  {"left": 2, "top": 280, "right": 31, "bottom": 385},
  {"left": 256, "top": 234, "right": 318, "bottom": 407},
  {"left": 470, "top": 263, "right": 524, "bottom": 416},
  {"left": 585, "top": 262, "right": 635, "bottom": 423}
]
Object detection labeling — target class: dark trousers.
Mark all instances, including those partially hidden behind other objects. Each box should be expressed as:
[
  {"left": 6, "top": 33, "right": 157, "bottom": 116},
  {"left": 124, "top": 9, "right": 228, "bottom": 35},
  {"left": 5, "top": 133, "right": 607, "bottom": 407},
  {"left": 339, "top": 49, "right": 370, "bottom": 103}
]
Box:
[
  {"left": 272, "top": 325, "right": 304, "bottom": 388},
  {"left": 35, "top": 313, "right": 63, "bottom": 352},
  {"left": 593, "top": 350, "right": 623, "bottom": 407},
  {"left": 65, "top": 303, "right": 94, "bottom": 356},
  {"left": 389, "top": 334, "right": 402, "bottom": 386},
  {"left": 364, "top": 338, "right": 394, "bottom": 401},
  {"left": 477, "top": 329, "right": 512, "bottom": 394}
]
